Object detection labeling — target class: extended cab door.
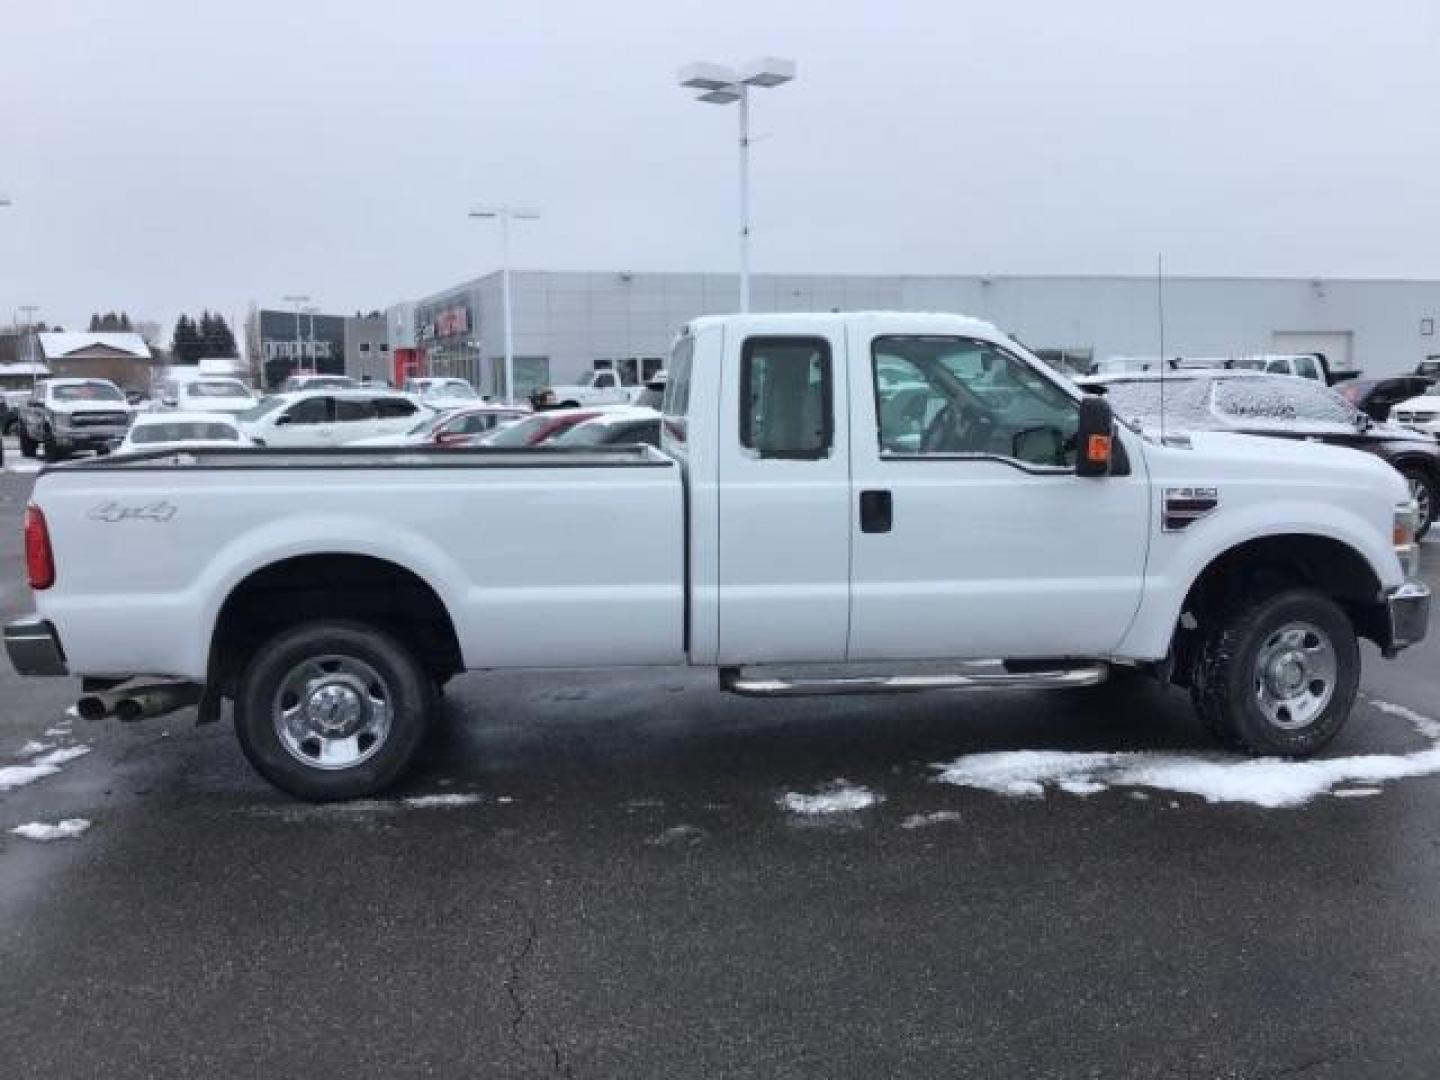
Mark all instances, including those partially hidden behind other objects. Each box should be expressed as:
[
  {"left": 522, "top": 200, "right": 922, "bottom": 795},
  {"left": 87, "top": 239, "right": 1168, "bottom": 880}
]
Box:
[
  {"left": 716, "top": 325, "right": 851, "bottom": 664},
  {"left": 846, "top": 330, "right": 1149, "bottom": 660}
]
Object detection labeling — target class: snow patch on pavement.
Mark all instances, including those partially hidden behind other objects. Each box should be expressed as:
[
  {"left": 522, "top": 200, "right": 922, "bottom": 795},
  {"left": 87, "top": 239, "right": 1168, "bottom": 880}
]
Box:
[
  {"left": 17, "top": 741, "right": 53, "bottom": 758},
  {"left": 780, "top": 780, "right": 883, "bottom": 817},
  {"left": 10, "top": 818, "right": 91, "bottom": 841},
  {"left": 402, "top": 793, "right": 483, "bottom": 808},
  {"left": 0, "top": 746, "right": 91, "bottom": 792},
  {"left": 43, "top": 727, "right": 71, "bottom": 737},
  {"left": 901, "top": 810, "right": 962, "bottom": 830},
  {"left": 934, "top": 699, "right": 1440, "bottom": 809}
]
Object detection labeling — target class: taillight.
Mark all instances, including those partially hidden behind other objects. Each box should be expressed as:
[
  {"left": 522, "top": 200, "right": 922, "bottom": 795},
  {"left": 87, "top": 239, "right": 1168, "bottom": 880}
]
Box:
[{"left": 24, "top": 504, "right": 54, "bottom": 590}]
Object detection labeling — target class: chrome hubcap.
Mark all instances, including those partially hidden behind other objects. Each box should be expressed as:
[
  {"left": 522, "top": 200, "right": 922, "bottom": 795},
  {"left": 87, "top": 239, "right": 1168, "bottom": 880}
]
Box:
[
  {"left": 273, "top": 655, "right": 392, "bottom": 770},
  {"left": 1253, "top": 621, "right": 1337, "bottom": 731},
  {"left": 1408, "top": 477, "right": 1431, "bottom": 527}
]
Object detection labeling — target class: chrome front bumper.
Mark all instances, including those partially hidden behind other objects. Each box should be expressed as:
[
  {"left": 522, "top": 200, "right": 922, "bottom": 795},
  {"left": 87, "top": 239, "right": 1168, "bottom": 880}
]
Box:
[
  {"left": 4, "top": 617, "right": 68, "bottom": 677},
  {"left": 1386, "top": 580, "right": 1431, "bottom": 654}
]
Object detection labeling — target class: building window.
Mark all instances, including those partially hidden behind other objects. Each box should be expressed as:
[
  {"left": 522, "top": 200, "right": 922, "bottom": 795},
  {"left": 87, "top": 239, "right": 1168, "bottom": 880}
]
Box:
[{"left": 359, "top": 343, "right": 371, "bottom": 353}]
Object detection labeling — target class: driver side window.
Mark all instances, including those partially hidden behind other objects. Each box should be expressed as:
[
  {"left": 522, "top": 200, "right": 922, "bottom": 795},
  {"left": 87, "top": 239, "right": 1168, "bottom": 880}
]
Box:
[{"left": 872, "top": 336, "right": 1079, "bottom": 467}]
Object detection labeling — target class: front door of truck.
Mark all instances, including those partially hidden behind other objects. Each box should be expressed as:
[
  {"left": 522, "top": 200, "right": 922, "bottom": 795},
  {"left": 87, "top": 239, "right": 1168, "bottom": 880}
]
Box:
[
  {"left": 846, "top": 331, "right": 1149, "bottom": 661},
  {"left": 716, "top": 326, "right": 851, "bottom": 664}
]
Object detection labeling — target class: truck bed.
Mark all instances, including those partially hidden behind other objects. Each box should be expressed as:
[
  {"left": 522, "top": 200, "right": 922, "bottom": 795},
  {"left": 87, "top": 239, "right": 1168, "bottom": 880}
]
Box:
[
  {"left": 47, "top": 444, "right": 673, "bottom": 473},
  {"left": 31, "top": 444, "right": 686, "bottom": 680}
]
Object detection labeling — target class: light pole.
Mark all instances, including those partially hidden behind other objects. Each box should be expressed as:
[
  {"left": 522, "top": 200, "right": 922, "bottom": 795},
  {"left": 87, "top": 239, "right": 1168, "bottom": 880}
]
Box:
[
  {"left": 18, "top": 304, "right": 39, "bottom": 384},
  {"left": 283, "top": 294, "right": 309, "bottom": 375},
  {"left": 303, "top": 305, "right": 320, "bottom": 374},
  {"left": 469, "top": 205, "right": 540, "bottom": 404},
  {"left": 678, "top": 57, "right": 796, "bottom": 314}
]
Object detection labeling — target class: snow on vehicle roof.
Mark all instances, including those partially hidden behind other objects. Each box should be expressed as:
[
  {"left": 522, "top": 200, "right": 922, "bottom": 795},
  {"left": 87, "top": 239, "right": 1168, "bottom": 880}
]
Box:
[
  {"left": 131, "top": 410, "right": 242, "bottom": 428},
  {"left": 569, "top": 407, "right": 660, "bottom": 427}
]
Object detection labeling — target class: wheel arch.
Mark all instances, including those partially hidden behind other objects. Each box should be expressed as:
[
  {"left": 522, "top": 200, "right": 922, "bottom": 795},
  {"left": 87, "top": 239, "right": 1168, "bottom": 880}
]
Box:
[
  {"left": 208, "top": 553, "right": 463, "bottom": 695},
  {"left": 1169, "top": 532, "right": 1385, "bottom": 684}
]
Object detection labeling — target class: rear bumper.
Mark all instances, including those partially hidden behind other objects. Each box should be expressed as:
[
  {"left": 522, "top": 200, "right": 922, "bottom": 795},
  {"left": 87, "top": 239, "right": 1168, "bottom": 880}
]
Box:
[
  {"left": 4, "top": 617, "right": 68, "bottom": 677},
  {"left": 1385, "top": 580, "right": 1431, "bottom": 654}
]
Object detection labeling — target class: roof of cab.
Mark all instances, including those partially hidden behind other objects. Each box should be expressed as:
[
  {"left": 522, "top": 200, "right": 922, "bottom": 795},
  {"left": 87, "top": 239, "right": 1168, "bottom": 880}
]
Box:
[{"left": 684, "top": 311, "right": 1002, "bottom": 337}]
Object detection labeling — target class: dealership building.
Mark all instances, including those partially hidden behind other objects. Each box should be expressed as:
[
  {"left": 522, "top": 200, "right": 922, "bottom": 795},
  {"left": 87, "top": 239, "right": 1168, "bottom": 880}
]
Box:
[{"left": 395, "top": 271, "right": 1440, "bottom": 395}]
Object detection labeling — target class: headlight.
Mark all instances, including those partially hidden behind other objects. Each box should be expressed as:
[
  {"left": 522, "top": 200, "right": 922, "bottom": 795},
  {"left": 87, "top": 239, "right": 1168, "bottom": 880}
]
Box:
[{"left": 1394, "top": 500, "right": 1421, "bottom": 578}]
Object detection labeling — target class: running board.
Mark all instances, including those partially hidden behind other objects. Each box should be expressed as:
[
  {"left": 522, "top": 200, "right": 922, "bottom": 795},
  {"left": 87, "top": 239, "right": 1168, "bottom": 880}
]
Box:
[{"left": 719, "top": 663, "right": 1108, "bottom": 698}]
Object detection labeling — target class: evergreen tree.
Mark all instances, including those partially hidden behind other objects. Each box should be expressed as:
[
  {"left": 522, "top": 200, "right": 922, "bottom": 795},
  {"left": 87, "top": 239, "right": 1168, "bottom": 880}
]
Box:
[
  {"left": 119, "top": 312, "right": 132, "bottom": 332},
  {"left": 170, "top": 315, "right": 204, "bottom": 364},
  {"left": 88, "top": 313, "right": 101, "bottom": 331}
]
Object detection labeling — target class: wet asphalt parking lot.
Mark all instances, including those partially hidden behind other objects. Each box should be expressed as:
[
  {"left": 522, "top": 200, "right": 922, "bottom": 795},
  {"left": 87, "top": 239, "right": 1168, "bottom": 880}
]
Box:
[{"left": 2, "top": 459, "right": 1440, "bottom": 1078}]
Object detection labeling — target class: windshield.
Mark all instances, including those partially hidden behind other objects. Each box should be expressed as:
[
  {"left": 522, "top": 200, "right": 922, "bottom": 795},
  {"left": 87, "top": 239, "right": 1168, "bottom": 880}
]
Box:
[
  {"left": 184, "top": 380, "right": 251, "bottom": 399},
  {"left": 238, "top": 396, "right": 287, "bottom": 422},
  {"left": 129, "top": 421, "right": 240, "bottom": 444},
  {"left": 552, "top": 420, "right": 616, "bottom": 447},
  {"left": 51, "top": 381, "right": 124, "bottom": 402}
]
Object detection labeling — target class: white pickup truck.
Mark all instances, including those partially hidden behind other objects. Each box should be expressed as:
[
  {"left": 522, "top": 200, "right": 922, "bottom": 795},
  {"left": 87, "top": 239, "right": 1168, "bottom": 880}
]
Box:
[
  {"left": 547, "top": 368, "right": 638, "bottom": 408},
  {"left": 6, "top": 313, "right": 1429, "bottom": 800}
]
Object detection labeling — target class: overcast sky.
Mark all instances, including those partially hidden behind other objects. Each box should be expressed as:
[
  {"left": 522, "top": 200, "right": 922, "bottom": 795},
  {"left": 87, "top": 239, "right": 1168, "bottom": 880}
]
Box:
[{"left": 1, "top": 0, "right": 1436, "bottom": 335}]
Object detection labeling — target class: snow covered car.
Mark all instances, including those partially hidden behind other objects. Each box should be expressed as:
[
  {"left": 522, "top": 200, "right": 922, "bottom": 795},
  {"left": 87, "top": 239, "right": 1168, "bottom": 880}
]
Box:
[
  {"left": 478, "top": 407, "right": 602, "bottom": 447},
  {"left": 1087, "top": 369, "right": 1440, "bottom": 535},
  {"left": 548, "top": 407, "right": 661, "bottom": 449},
  {"left": 116, "top": 412, "right": 253, "bottom": 453},
  {"left": 349, "top": 404, "right": 530, "bottom": 448},
  {"left": 240, "top": 390, "right": 430, "bottom": 448},
  {"left": 159, "top": 377, "right": 257, "bottom": 415},
  {"left": 1390, "top": 391, "right": 1440, "bottom": 440},
  {"left": 403, "top": 377, "right": 483, "bottom": 412}
]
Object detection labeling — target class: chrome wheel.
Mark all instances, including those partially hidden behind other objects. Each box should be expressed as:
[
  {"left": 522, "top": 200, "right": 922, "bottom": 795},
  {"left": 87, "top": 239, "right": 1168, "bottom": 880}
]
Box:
[
  {"left": 1407, "top": 476, "right": 1432, "bottom": 528},
  {"left": 272, "top": 655, "right": 393, "bottom": 770},
  {"left": 1253, "top": 620, "right": 1337, "bottom": 731}
]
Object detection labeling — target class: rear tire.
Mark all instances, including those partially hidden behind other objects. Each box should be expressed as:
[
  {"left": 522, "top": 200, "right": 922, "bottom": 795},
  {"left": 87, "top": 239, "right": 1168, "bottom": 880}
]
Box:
[
  {"left": 1190, "top": 588, "right": 1359, "bottom": 757},
  {"left": 18, "top": 430, "right": 37, "bottom": 458},
  {"left": 234, "top": 619, "right": 433, "bottom": 801},
  {"left": 41, "top": 432, "right": 64, "bottom": 462}
]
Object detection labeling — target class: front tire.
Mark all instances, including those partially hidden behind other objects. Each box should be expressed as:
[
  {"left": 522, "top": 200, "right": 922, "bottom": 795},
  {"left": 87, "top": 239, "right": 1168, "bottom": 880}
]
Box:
[
  {"left": 1398, "top": 464, "right": 1435, "bottom": 539},
  {"left": 41, "top": 432, "right": 65, "bottom": 462},
  {"left": 18, "top": 429, "right": 37, "bottom": 458},
  {"left": 1191, "top": 588, "right": 1359, "bottom": 757},
  {"left": 234, "top": 620, "right": 433, "bottom": 801}
]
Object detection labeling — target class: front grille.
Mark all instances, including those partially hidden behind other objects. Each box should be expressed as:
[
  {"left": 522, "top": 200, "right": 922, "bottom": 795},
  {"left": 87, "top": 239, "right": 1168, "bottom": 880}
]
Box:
[{"left": 69, "top": 411, "right": 129, "bottom": 427}]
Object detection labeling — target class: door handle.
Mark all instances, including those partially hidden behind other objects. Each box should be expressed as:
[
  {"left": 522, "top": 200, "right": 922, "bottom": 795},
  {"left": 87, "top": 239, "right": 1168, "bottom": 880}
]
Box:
[{"left": 859, "top": 489, "right": 893, "bottom": 533}]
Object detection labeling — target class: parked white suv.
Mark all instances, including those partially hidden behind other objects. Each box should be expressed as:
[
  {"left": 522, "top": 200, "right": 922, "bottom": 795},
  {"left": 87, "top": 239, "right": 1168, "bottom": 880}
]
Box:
[
  {"left": 1391, "top": 391, "right": 1440, "bottom": 437},
  {"left": 241, "top": 389, "right": 429, "bottom": 447}
]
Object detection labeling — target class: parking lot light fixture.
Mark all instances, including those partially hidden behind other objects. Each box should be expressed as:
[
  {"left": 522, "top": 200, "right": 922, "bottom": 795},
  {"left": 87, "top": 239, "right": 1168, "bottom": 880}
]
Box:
[
  {"left": 282, "top": 295, "right": 310, "bottom": 377},
  {"left": 469, "top": 206, "right": 542, "bottom": 405},
  {"left": 678, "top": 57, "right": 796, "bottom": 313}
]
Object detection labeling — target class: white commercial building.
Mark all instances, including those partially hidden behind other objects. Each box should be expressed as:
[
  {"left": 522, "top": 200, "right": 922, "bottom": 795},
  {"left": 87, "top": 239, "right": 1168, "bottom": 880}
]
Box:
[{"left": 402, "top": 271, "right": 1440, "bottom": 395}]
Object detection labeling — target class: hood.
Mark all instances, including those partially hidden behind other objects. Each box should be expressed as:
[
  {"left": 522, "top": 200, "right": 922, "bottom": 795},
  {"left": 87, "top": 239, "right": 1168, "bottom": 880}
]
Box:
[
  {"left": 48, "top": 400, "right": 132, "bottom": 415},
  {"left": 1183, "top": 430, "right": 1410, "bottom": 499}
]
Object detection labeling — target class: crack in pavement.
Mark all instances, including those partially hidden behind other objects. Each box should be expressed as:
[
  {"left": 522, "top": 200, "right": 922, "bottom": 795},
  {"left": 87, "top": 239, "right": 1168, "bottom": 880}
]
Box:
[{"left": 503, "top": 897, "right": 576, "bottom": 1079}]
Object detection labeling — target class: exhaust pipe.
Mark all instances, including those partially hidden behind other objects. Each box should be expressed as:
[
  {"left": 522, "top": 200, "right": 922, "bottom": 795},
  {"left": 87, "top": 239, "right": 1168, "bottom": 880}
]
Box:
[
  {"left": 113, "top": 683, "right": 202, "bottom": 722},
  {"left": 76, "top": 693, "right": 116, "bottom": 720}
]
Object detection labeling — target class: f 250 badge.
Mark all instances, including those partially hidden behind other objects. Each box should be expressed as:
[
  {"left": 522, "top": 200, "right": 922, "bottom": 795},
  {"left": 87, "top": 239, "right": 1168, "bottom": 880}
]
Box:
[{"left": 87, "top": 500, "right": 177, "bottom": 524}]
